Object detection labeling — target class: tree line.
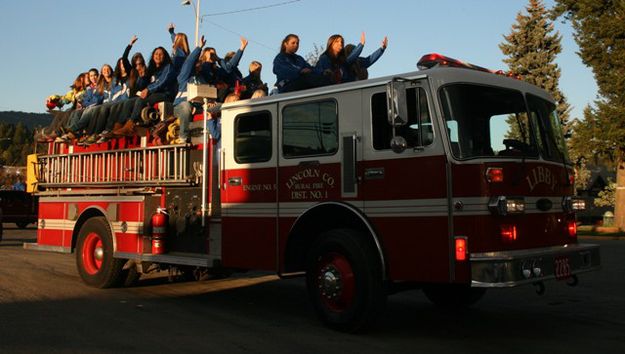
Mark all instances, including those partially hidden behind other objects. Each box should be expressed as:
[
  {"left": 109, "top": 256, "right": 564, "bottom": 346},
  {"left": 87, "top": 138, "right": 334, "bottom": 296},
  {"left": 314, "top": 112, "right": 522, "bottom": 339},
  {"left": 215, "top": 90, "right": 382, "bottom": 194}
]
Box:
[{"left": 0, "top": 122, "right": 35, "bottom": 166}]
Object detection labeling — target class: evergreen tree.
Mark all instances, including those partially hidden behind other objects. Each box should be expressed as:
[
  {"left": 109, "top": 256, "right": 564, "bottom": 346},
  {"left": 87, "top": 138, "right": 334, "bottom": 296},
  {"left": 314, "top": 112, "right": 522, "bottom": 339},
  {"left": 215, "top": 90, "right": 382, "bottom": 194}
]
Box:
[
  {"left": 305, "top": 43, "right": 324, "bottom": 66},
  {"left": 500, "top": 0, "right": 571, "bottom": 129},
  {"left": 553, "top": 0, "right": 625, "bottom": 229}
]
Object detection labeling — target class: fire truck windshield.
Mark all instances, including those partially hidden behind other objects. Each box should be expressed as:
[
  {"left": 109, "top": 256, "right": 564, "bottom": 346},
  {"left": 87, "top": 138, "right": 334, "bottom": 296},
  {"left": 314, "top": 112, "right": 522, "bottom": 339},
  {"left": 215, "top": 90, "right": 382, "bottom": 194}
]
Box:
[{"left": 440, "top": 83, "right": 568, "bottom": 163}]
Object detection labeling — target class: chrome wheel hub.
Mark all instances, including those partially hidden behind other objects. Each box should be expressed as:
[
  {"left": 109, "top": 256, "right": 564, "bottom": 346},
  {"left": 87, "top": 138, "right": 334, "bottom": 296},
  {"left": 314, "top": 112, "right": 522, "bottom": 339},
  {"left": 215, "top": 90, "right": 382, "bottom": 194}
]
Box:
[
  {"left": 319, "top": 266, "right": 342, "bottom": 300},
  {"left": 94, "top": 246, "right": 104, "bottom": 261}
]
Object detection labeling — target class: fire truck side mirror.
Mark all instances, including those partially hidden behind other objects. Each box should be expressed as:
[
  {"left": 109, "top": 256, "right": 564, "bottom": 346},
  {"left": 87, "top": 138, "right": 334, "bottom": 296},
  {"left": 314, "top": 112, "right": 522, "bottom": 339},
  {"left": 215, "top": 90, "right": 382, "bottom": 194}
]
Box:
[{"left": 386, "top": 80, "right": 408, "bottom": 127}]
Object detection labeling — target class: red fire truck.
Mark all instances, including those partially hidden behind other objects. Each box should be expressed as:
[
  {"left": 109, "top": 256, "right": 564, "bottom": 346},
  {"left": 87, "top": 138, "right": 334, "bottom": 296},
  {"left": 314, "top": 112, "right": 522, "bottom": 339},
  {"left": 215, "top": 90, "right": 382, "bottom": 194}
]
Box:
[{"left": 25, "top": 53, "right": 600, "bottom": 332}]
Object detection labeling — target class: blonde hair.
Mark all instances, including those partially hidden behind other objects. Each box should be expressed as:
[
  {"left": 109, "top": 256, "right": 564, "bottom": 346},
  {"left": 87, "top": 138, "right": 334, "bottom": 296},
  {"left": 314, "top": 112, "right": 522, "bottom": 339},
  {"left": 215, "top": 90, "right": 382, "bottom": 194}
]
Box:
[{"left": 173, "top": 33, "right": 190, "bottom": 56}]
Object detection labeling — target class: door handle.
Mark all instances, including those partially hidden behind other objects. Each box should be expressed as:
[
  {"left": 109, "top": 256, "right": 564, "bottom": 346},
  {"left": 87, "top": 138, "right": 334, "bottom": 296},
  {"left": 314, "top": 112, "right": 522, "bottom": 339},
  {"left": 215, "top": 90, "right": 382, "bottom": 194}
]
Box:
[
  {"left": 228, "top": 177, "right": 242, "bottom": 186},
  {"left": 364, "top": 168, "right": 385, "bottom": 180}
]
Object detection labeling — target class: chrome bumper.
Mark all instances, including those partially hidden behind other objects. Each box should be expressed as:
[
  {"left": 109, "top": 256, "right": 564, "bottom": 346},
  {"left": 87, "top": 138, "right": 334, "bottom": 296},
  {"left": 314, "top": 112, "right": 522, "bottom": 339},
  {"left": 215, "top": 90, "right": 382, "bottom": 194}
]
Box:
[{"left": 471, "top": 243, "right": 600, "bottom": 288}]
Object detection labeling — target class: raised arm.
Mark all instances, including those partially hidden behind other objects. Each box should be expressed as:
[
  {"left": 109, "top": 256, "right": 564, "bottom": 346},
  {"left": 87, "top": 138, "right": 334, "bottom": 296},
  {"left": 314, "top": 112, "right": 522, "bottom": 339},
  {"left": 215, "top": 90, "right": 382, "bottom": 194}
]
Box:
[
  {"left": 122, "top": 35, "right": 138, "bottom": 74},
  {"left": 168, "top": 23, "right": 176, "bottom": 43},
  {"left": 177, "top": 36, "right": 205, "bottom": 87},
  {"left": 219, "top": 37, "right": 248, "bottom": 73},
  {"left": 345, "top": 32, "right": 365, "bottom": 64}
]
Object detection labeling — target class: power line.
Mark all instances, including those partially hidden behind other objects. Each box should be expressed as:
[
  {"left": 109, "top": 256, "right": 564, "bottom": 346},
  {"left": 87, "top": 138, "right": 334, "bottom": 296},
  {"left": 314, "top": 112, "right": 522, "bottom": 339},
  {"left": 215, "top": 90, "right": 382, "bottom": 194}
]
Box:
[
  {"left": 205, "top": 20, "right": 276, "bottom": 52},
  {"left": 201, "top": 0, "right": 302, "bottom": 18}
]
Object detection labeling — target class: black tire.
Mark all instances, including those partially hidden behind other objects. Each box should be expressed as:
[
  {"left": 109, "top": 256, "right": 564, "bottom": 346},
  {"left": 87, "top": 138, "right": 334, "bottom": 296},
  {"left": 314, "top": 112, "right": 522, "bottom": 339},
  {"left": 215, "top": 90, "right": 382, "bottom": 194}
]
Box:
[
  {"left": 306, "top": 228, "right": 387, "bottom": 333},
  {"left": 75, "top": 217, "right": 125, "bottom": 288},
  {"left": 16, "top": 222, "right": 29, "bottom": 229},
  {"left": 423, "top": 284, "right": 486, "bottom": 308}
]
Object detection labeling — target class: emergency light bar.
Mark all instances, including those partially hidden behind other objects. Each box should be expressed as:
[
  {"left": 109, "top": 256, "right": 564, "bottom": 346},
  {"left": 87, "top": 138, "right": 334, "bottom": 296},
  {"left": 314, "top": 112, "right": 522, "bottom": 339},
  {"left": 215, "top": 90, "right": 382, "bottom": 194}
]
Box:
[{"left": 417, "top": 53, "right": 522, "bottom": 79}]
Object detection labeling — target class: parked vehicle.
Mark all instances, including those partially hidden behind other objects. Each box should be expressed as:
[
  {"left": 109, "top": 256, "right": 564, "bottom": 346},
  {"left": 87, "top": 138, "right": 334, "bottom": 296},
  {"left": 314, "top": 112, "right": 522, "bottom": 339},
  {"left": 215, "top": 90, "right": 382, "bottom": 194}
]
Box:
[{"left": 0, "top": 190, "right": 38, "bottom": 229}]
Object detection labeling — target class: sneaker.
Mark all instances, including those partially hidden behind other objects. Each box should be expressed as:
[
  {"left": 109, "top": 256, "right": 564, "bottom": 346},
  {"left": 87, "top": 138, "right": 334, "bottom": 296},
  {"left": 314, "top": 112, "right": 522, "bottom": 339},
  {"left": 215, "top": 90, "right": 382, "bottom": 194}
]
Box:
[
  {"left": 86, "top": 135, "right": 98, "bottom": 145},
  {"left": 55, "top": 132, "right": 75, "bottom": 143},
  {"left": 76, "top": 135, "right": 90, "bottom": 146}
]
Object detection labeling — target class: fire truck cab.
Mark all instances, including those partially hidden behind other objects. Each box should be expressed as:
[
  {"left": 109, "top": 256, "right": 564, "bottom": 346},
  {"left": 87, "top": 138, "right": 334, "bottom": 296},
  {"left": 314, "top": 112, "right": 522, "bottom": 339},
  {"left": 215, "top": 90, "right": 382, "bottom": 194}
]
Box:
[{"left": 26, "top": 53, "right": 600, "bottom": 332}]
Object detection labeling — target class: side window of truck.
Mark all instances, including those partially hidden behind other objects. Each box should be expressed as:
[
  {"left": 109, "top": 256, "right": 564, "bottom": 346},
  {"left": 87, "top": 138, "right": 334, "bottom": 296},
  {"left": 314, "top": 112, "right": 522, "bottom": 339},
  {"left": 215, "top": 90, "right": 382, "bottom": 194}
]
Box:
[
  {"left": 371, "top": 87, "right": 432, "bottom": 150},
  {"left": 282, "top": 100, "right": 338, "bottom": 158},
  {"left": 234, "top": 111, "right": 272, "bottom": 163}
]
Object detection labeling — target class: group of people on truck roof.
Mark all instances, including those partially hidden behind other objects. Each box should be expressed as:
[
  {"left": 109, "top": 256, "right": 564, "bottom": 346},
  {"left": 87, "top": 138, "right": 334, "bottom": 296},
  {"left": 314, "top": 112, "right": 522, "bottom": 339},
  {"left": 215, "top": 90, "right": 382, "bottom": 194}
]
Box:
[{"left": 39, "top": 27, "right": 387, "bottom": 146}]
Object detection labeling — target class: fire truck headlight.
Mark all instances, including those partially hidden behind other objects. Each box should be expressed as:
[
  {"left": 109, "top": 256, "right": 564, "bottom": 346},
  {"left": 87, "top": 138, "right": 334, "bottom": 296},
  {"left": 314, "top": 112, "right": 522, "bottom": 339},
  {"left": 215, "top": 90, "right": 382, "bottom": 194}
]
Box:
[
  {"left": 562, "top": 196, "right": 586, "bottom": 213},
  {"left": 572, "top": 198, "right": 586, "bottom": 211},
  {"left": 489, "top": 196, "right": 525, "bottom": 216}
]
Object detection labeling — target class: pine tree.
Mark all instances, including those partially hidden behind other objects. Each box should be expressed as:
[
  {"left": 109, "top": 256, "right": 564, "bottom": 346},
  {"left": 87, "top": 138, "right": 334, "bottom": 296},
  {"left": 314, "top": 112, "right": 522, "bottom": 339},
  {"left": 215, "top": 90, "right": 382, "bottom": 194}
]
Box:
[
  {"left": 553, "top": 0, "right": 625, "bottom": 229},
  {"left": 500, "top": 0, "right": 571, "bottom": 128}
]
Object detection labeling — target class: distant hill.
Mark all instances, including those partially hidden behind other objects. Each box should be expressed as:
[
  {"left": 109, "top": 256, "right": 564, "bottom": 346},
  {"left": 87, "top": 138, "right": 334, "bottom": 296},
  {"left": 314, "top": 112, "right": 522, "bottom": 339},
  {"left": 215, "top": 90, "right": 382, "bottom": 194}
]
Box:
[{"left": 0, "top": 111, "right": 52, "bottom": 129}]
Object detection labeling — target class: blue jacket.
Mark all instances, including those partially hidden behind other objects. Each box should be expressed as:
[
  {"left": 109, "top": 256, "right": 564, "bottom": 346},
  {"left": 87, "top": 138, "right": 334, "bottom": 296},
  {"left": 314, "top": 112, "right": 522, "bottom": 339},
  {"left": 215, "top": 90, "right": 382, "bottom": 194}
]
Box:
[
  {"left": 174, "top": 46, "right": 207, "bottom": 105},
  {"left": 343, "top": 47, "right": 386, "bottom": 82},
  {"left": 200, "top": 52, "right": 241, "bottom": 85},
  {"left": 82, "top": 86, "right": 103, "bottom": 107},
  {"left": 314, "top": 43, "right": 364, "bottom": 83},
  {"left": 148, "top": 63, "right": 177, "bottom": 98},
  {"left": 273, "top": 52, "right": 312, "bottom": 86},
  {"left": 220, "top": 49, "right": 244, "bottom": 87},
  {"left": 109, "top": 78, "right": 128, "bottom": 103}
]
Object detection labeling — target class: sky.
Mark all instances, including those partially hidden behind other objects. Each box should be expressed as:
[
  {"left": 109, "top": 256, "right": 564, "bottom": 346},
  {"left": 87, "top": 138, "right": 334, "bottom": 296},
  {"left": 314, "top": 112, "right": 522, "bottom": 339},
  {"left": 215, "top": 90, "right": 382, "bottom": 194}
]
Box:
[{"left": 0, "top": 0, "right": 597, "bottom": 121}]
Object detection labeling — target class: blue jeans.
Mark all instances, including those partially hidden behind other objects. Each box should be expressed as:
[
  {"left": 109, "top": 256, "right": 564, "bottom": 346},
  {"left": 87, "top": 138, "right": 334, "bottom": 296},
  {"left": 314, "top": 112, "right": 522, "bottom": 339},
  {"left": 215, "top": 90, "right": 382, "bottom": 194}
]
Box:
[
  {"left": 68, "top": 105, "right": 98, "bottom": 132},
  {"left": 173, "top": 101, "right": 195, "bottom": 140}
]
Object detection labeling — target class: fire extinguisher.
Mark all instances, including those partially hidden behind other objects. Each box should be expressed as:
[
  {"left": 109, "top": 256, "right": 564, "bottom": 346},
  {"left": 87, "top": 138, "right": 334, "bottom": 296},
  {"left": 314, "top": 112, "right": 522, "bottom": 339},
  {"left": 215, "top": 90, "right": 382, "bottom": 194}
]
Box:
[{"left": 151, "top": 207, "right": 169, "bottom": 254}]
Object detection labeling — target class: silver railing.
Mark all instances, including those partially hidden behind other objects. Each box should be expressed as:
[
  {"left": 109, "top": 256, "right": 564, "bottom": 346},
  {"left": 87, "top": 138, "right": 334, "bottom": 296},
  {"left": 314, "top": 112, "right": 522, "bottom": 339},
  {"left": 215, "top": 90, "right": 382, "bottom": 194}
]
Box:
[{"left": 37, "top": 144, "right": 194, "bottom": 188}]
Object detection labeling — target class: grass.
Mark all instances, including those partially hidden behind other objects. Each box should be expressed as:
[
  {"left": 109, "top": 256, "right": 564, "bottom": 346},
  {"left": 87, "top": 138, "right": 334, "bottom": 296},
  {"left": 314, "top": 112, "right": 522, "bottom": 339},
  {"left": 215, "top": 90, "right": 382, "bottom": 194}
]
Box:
[{"left": 577, "top": 225, "right": 625, "bottom": 237}]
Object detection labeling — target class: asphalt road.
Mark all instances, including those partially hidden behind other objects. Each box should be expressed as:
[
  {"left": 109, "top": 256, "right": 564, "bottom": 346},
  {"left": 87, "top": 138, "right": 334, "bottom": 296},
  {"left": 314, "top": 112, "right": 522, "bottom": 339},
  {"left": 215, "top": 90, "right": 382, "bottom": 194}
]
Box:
[{"left": 1, "top": 224, "right": 624, "bottom": 354}]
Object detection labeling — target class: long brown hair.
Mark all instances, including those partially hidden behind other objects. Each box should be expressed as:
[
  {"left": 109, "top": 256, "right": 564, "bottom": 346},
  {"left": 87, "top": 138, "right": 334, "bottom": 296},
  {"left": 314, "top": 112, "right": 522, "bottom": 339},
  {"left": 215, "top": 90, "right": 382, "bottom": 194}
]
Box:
[
  {"left": 96, "top": 64, "right": 114, "bottom": 95},
  {"left": 71, "top": 72, "right": 86, "bottom": 92},
  {"left": 173, "top": 33, "right": 190, "bottom": 56},
  {"left": 323, "top": 34, "right": 346, "bottom": 64},
  {"left": 128, "top": 53, "right": 146, "bottom": 95},
  {"left": 280, "top": 34, "right": 299, "bottom": 53}
]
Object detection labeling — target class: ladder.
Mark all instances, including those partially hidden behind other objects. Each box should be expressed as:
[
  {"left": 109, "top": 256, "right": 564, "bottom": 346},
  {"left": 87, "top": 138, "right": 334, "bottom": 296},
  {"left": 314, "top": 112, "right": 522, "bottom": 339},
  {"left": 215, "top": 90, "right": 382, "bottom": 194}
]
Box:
[{"left": 37, "top": 144, "right": 197, "bottom": 188}]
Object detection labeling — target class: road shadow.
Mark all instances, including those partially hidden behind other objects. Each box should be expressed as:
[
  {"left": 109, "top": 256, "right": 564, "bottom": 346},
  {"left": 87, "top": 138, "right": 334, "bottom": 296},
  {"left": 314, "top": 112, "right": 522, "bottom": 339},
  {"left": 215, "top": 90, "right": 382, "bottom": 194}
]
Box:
[{"left": 0, "top": 238, "right": 37, "bottom": 247}]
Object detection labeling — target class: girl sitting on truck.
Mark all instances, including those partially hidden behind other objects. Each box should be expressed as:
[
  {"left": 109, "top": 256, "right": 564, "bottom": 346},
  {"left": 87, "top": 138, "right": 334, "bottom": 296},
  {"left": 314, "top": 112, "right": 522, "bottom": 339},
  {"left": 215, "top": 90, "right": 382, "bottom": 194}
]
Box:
[
  {"left": 168, "top": 23, "right": 190, "bottom": 74},
  {"left": 169, "top": 35, "right": 208, "bottom": 144},
  {"left": 65, "top": 64, "right": 115, "bottom": 144},
  {"left": 38, "top": 72, "right": 87, "bottom": 142},
  {"left": 114, "top": 47, "right": 176, "bottom": 136},
  {"left": 273, "top": 34, "right": 329, "bottom": 93},
  {"left": 343, "top": 36, "right": 388, "bottom": 82},
  {"left": 57, "top": 68, "right": 100, "bottom": 142},
  {"left": 314, "top": 33, "right": 364, "bottom": 84}
]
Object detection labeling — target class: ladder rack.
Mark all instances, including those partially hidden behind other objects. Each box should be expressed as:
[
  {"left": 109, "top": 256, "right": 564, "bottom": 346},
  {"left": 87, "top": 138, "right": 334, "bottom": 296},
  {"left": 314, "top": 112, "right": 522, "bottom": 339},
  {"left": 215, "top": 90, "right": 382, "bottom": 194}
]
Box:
[{"left": 37, "top": 144, "right": 196, "bottom": 188}]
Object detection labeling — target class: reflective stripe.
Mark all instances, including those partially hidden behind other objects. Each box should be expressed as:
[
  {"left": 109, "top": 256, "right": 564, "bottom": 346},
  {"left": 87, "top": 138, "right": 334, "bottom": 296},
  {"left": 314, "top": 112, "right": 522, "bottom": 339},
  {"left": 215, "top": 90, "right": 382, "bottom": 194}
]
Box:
[{"left": 152, "top": 227, "right": 167, "bottom": 234}]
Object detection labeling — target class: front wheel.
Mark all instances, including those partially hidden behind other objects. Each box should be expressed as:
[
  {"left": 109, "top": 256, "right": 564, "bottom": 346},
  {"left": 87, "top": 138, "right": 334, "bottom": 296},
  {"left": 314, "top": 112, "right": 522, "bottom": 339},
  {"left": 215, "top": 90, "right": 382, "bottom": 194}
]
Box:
[
  {"left": 75, "top": 217, "right": 124, "bottom": 288},
  {"left": 306, "top": 229, "right": 386, "bottom": 332}
]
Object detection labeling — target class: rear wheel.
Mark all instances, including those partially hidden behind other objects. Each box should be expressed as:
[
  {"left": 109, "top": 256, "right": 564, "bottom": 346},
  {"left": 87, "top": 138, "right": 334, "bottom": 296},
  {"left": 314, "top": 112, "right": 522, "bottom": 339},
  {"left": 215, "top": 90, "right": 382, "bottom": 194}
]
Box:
[
  {"left": 76, "top": 217, "right": 124, "bottom": 288},
  {"left": 306, "top": 229, "right": 386, "bottom": 332},
  {"left": 423, "top": 284, "right": 486, "bottom": 308}
]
